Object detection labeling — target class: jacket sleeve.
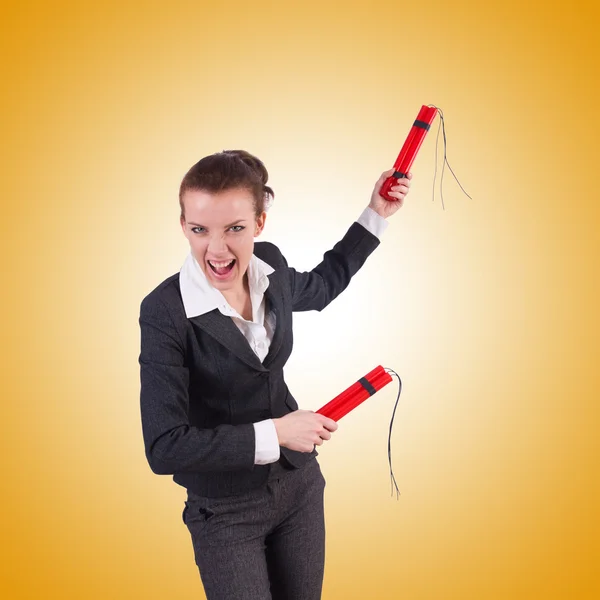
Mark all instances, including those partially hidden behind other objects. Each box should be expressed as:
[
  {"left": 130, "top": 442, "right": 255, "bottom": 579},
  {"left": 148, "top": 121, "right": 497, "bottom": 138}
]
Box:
[
  {"left": 287, "top": 221, "right": 380, "bottom": 312},
  {"left": 139, "top": 294, "right": 256, "bottom": 475}
]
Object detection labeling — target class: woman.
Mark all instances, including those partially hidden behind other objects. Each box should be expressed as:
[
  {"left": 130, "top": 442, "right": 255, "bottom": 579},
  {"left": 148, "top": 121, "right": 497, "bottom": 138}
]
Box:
[{"left": 138, "top": 150, "right": 411, "bottom": 600}]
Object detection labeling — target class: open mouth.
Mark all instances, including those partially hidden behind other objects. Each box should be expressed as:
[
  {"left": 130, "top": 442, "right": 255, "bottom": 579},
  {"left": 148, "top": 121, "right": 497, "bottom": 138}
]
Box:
[{"left": 207, "top": 259, "right": 236, "bottom": 277}]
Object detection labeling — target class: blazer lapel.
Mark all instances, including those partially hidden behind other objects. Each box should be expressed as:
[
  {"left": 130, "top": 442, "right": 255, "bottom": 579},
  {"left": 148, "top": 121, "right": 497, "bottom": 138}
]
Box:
[
  {"left": 189, "top": 311, "right": 268, "bottom": 372},
  {"left": 187, "top": 270, "right": 287, "bottom": 371}
]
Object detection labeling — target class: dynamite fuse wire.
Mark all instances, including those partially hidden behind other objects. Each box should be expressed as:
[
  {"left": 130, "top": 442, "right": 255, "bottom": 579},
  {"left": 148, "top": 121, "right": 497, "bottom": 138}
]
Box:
[
  {"left": 429, "top": 104, "right": 472, "bottom": 210},
  {"left": 384, "top": 367, "right": 403, "bottom": 500}
]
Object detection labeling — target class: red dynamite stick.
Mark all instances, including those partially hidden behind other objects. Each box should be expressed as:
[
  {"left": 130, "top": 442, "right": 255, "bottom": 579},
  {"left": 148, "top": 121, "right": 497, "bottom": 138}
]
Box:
[
  {"left": 381, "top": 105, "right": 437, "bottom": 200},
  {"left": 317, "top": 366, "right": 383, "bottom": 418},
  {"left": 396, "top": 106, "right": 437, "bottom": 176},
  {"left": 380, "top": 105, "right": 438, "bottom": 202},
  {"left": 316, "top": 378, "right": 371, "bottom": 420},
  {"left": 324, "top": 387, "right": 361, "bottom": 421},
  {"left": 321, "top": 370, "right": 392, "bottom": 422},
  {"left": 395, "top": 106, "right": 434, "bottom": 173},
  {"left": 326, "top": 366, "right": 383, "bottom": 404},
  {"left": 394, "top": 106, "right": 437, "bottom": 171},
  {"left": 325, "top": 371, "right": 390, "bottom": 421},
  {"left": 391, "top": 105, "right": 429, "bottom": 173},
  {"left": 399, "top": 105, "right": 437, "bottom": 171},
  {"left": 379, "top": 106, "right": 427, "bottom": 200},
  {"left": 317, "top": 366, "right": 393, "bottom": 421}
]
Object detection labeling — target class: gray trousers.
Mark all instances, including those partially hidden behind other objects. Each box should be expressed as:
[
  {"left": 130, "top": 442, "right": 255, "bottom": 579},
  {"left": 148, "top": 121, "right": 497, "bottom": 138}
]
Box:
[{"left": 182, "top": 457, "right": 326, "bottom": 600}]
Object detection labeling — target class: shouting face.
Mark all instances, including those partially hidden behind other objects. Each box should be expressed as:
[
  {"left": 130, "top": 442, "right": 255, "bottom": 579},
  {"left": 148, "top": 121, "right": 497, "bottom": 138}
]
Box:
[{"left": 180, "top": 187, "right": 266, "bottom": 295}]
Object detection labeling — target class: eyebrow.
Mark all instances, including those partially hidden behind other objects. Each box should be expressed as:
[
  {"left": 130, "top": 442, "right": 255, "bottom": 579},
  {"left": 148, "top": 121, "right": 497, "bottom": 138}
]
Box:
[{"left": 187, "top": 219, "right": 247, "bottom": 228}]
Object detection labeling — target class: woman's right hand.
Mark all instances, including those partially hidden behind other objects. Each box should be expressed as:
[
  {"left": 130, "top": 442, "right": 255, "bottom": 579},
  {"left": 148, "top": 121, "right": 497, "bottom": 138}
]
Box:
[
  {"left": 369, "top": 169, "right": 412, "bottom": 218},
  {"left": 273, "top": 410, "right": 338, "bottom": 453}
]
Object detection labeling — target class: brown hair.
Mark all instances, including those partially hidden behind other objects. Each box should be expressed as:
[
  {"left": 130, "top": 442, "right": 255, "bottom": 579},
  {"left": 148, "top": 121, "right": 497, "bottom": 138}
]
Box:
[{"left": 179, "top": 149, "right": 275, "bottom": 220}]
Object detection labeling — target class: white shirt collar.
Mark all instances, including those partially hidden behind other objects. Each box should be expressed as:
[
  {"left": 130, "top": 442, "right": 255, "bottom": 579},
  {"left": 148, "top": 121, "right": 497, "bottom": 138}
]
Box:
[{"left": 179, "top": 251, "right": 275, "bottom": 319}]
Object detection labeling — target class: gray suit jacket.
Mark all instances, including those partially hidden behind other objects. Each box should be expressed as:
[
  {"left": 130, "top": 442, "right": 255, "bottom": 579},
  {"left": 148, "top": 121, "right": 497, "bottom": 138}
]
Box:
[{"left": 138, "top": 221, "right": 380, "bottom": 497}]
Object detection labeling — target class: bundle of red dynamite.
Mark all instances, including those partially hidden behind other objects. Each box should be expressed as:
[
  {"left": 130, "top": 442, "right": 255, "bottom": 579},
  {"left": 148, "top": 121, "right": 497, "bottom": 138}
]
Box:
[
  {"left": 379, "top": 104, "right": 438, "bottom": 201},
  {"left": 316, "top": 365, "right": 393, "bottom": 421}
]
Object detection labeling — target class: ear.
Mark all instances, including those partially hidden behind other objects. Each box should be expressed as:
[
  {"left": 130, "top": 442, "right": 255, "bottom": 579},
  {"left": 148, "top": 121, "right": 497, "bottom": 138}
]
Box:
[{"left": 254, "top": 211, "right": 267, "bottom": 237}]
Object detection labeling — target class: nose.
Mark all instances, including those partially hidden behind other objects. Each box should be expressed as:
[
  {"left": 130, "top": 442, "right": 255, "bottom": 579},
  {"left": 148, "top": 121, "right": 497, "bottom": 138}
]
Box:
[{"left": 207, "top": 233, "right": 228, "bottom": 256}]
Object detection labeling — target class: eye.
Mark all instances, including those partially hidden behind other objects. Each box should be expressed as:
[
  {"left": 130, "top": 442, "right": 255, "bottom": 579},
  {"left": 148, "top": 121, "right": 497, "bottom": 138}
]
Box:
[
  {"left": 191, "top": 226, "right": 206, "bottom": 234},
  {"left": 229, "top": 226, "right": 245, "bottom": 232}
]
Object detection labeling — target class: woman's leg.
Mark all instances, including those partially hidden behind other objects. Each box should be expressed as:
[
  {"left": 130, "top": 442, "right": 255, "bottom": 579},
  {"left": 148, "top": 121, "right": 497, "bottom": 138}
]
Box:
[
  {"left": 265, "top": 458, "right": 327, "bottom": 600},
  {"left": 183, "top": 490, "right": 274, "bottom": 600}
]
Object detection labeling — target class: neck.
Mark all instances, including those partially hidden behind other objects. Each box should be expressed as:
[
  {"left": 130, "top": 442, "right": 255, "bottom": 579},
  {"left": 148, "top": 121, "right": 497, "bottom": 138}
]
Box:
[
  {"left": 221, "top": 274, "right": 252, "bottom": 321},
  {"left": 222, "top": 273, "right": 250, "bottom": 304}
]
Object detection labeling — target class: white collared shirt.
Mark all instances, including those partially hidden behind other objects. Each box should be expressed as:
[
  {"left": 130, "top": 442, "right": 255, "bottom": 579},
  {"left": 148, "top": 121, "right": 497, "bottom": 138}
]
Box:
[{"left": 179, "top": 206, "right": 388, "bottom": 465}]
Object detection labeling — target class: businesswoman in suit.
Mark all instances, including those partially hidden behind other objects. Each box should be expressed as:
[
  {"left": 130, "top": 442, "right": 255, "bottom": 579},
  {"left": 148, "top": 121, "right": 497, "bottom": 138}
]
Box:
[{"left": 139, "top": 150, "right": 411, "bottom": 600}]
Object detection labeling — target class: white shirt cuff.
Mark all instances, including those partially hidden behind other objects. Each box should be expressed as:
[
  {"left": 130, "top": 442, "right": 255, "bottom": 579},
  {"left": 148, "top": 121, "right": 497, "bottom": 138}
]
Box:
[
  {"left": 253, "top": 419, "right": 280, "bottom": 465},
  {"left": 357, "top": 206, "right": 389, "bottom": 239}
]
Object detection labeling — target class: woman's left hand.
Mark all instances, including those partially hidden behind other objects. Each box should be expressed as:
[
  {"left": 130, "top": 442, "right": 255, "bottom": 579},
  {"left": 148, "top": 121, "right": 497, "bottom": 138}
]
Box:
[{"left": 369, "top": 169, "right": 413, "bottom": 219}]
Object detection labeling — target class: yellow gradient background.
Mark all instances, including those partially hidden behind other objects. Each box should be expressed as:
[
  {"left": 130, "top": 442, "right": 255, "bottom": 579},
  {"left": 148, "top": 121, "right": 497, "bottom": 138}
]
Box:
[{"left": 2, "top": 1, "right": 599, "bottom": 598}]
